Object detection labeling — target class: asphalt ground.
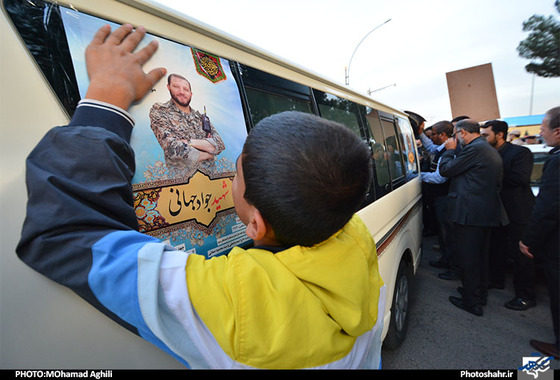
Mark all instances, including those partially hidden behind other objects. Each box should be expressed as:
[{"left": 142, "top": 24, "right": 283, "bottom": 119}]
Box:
[{"left": 381, "top": 235, "right": 560, "bottom": 370}]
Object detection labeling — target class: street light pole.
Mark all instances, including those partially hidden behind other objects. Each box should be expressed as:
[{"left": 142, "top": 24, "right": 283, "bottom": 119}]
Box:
[
  {"left": 529, "top": 73, "right": 535, "bottom": 115},
  {"left": 345, "top": 18, "right": 391, "bottom": 86},
  {"left": 368, "top": 83, "right": 396, "bottom": 95}
]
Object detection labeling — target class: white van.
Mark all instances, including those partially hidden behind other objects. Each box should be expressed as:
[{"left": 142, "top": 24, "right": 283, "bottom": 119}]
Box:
[{"left": 1, "top": 0, "right": 422, "bottom": 368}]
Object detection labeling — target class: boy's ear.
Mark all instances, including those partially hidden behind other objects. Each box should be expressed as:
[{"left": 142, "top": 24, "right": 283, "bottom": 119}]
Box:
[{"left": 245, "top": 208, "right": 270, "bottom": 242}]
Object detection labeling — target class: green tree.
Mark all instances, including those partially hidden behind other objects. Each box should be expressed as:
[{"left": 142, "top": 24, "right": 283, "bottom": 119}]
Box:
[{"left": 517, "top": 0, "right": 560, "bottom": 78}]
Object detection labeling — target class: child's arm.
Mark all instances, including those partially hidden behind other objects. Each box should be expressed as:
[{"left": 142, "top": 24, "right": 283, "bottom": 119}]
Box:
[
  {"left": 17, "top": 23, "right": 165, "bottom": 328},
  {"left": 16, "top": 24, "right": 222, "bottom": 368}
]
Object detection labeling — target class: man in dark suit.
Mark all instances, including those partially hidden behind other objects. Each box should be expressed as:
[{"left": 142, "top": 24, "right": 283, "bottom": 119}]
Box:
[
  {"left": 520, "top": 107, "right": 560, "bottom": 360},
  {"left": 439, "top": 119, "right": 509, "bottom": 316},
  {"left": 481, "top": 120, "right": 535, "bottom": 310}
]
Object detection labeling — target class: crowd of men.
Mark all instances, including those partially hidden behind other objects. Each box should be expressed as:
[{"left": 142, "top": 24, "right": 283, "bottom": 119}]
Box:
[{"left": 409, "top": 107, "right": 559, "bottom": 360}]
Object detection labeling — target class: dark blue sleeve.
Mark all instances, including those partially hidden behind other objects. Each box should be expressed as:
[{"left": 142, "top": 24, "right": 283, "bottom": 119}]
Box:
[{"left": 16, "top": 100, "right": 144, "bottom": 333}]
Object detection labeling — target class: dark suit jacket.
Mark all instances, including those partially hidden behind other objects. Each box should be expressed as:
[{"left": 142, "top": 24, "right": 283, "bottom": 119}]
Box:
[
  {"left": 439, "top": 136, "right": 509, "bottom": 227},
  {"left": 498, "top": 142, "right": 535, "bottom": 225},
  {"left": 522, "top": 146, "right": 560, "bottom": 259}
]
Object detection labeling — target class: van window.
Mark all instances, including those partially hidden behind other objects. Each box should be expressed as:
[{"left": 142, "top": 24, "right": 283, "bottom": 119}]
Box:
[
  {"left": 244, "top": 88, "right": 313, "bottom": 125},
  {"left": 397, "top": 116, "right": 419, "bottom": 179},
  {"left": 239, "top": 65, "right": 313, "bottom": 125},
  {"left": 4, "top": 0, "right": 80, "bottom": 116},
  {"left": 313, "top": 91, "right": 389, "bottom": 206},
  {"left": 313, "top": 90, "right": 364, "bottom": 139},
  {"left": 364, "top": 108, "right": 392, "bottom": 199},
  {"left": 381, "top": 117, "right": 406, "bottom": 188}
]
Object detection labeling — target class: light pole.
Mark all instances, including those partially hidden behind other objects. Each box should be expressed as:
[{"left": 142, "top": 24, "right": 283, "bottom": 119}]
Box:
[
  {"left": 529, "top": 73, "right": 535, "bottom": 115},
  {"left": 345, "top": 18, "right": 391, "bottom": 86},
  {"left": 368, "top": 83, "right": 396, "bottom": 95}
]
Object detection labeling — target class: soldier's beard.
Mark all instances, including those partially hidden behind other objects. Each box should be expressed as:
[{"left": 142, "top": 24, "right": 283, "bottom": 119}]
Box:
[{"left": 172, "top": 94, "right": 191, "bottom": 108}]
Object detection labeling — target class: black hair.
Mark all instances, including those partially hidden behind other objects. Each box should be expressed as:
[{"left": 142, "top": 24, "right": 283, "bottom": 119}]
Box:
[
  {"left": 483, "top": 120, "right": 509, "bottom": 138},
  {"left": 167, "top": 73, "right": 191, "bottom": 89},
  {"left": 431, "top": 120, "right": 454, "bottom": 137},
  {"left": 241, "top": 111, "right": 372, "bottom": 247}
]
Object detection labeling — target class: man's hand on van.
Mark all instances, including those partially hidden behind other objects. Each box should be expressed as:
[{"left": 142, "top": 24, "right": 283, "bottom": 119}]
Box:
[{"left": 85, "top": 24, "right": 167, "bottom": 111}]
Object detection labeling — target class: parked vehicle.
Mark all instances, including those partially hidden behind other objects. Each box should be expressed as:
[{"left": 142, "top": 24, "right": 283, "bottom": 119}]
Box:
[{"left": 1, "top": 0, "right": 422, "bottom": 368}]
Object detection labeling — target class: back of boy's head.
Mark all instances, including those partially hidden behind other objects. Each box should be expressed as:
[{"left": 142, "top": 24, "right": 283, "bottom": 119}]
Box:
[{"left": 242, "top": 111, "right": 372, "bottom": 247}]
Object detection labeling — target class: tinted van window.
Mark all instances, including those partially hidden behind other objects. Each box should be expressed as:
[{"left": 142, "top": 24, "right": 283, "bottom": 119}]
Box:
[
  {"left": 381, "top": 117, "right": 406, "bottom": 187},
  {"left": 313, "top": 90, "right": 364, "bottom": 139},
  {"left": 397, "top": 116, "right": 419, "bottom": 179},
  {"left": 364, "top": 108, "right": 391, "bottom": 199},
  {"left": 4, "top": 0, "right": 80, "bottom": 115},
  {"left": 239, "top": 65, "right": 313, "bottom": 125},
  {"left": 244, "top": 88, "right": 313, "bottom": 125}
]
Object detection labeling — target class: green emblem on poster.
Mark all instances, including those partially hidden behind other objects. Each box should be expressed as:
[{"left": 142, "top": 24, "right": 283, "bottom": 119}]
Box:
[{"left": 192, "top": 48, "right": 227, "bottom": 83}]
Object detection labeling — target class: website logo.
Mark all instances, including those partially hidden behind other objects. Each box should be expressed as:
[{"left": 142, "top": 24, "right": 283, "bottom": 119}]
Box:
[{"left": 518, "top": 352, "right": 553, "bottom": 379}]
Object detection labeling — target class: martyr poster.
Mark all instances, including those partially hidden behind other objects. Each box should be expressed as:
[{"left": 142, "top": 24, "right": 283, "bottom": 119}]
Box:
[{"left": 61, "top": 9, "right": 250, "bottom": 257}]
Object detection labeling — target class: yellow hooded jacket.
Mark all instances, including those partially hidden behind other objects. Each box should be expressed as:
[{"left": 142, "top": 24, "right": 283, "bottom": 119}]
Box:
[{"left": 186, "top": 215, "right": 384, "bottom": 369}]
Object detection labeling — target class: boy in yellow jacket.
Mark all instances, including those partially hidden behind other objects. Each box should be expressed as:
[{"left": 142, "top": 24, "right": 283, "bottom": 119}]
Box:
[{"left": 17, "top": 24, "right": 385, "bottom": 369}]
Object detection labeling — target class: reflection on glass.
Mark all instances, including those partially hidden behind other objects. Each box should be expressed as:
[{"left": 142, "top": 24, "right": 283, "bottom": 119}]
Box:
[
  {"left": 531, "top": 153, "right": 549, "bottom": 186},
  {"left": 314, "top": 91, "right": 363, "bottom": 138},
  {"left": 4, "top": 0, "right": 80, "bottom": 116},
  {"left": 245, "top": 88, "right": 312, "bottom": 125},
  {"left": 381, "top": 120, "right": 404, "bottom": 182}
]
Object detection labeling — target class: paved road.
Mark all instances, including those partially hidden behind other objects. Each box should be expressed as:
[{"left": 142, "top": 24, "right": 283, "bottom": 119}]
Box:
[{"left": 381, "top": 235, "right": 559, "bottom": 370}]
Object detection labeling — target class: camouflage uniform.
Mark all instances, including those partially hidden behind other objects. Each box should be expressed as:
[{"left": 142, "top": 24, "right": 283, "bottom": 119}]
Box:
[{"left": 149, "top": 100, "right": 225, "bottom": 177}]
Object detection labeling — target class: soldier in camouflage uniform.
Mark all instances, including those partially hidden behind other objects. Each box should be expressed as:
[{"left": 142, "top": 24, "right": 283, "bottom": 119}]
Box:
[{"left": 150, "top": 74, "right": 225, "bottom": 177}]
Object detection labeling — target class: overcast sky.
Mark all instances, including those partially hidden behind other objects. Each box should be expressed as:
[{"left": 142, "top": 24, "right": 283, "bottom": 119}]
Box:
[{"left": 153, "top": 0, "right": 559, "bottom": 125}]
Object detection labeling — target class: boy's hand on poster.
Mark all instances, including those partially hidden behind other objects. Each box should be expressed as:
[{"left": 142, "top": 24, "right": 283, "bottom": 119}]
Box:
[{"left": 85, "top": 24, "right": 167, "bottom": 110}]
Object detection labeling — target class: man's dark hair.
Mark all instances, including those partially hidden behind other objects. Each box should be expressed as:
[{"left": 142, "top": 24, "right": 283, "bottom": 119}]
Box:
[
  {"left": 546, "top": 106, "right": 560, "bottom": 130},
  {"left": 432, "top": 120, "right": 454, "bottom": 137},
  {"left": 241, "top": 111, "right": 372, "bottom": 247},
  {"left": 455, "top": 119, "right": 480, "bottom": 134},
  {"left": 483, "top": 120, "right": 509, "bottom": 138},
  {"left": 451, "top": 115, "right": 470, "bottom": 123}
]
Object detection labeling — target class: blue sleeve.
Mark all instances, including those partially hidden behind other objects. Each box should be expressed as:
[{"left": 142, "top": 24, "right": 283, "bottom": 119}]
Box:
[
  {"left": 419, "top": 133, "right": 439, "bottom": 154},
  {"left": 421, "top": 160, "right": 448, "bottom": 184},
  {"left": 16, "top": 100, "right": 156, "bottom": 334}
]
